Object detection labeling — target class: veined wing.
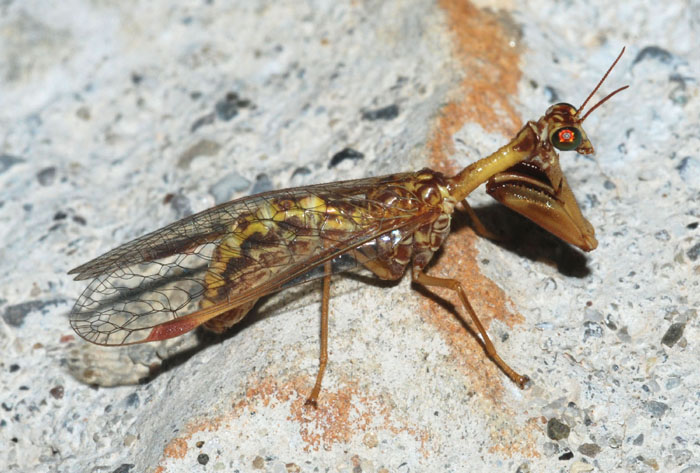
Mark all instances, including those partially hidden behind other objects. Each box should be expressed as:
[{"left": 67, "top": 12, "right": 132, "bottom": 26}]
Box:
[
  {"left": 69, "top": 171, "right": 439, "bottom": 346},
  {"left": 68, "top": 172, "right": 414, "bottom": 281}
]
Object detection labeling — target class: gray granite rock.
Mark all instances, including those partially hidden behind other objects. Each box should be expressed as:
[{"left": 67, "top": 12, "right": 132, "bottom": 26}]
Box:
[{"left": 1, "top": 1, "right": 698, "bottom": 472}]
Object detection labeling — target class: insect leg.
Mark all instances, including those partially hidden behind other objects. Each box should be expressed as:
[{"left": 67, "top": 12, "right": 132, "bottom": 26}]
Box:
[
  {"left": 411, "top": 267, "right": 530, "bottom": 389},
  {"left": 305, "top": 260, "right": 332, "bottom": 407},
  {"left": 460, "top": 199, "right": 502, "bottom": 241}
]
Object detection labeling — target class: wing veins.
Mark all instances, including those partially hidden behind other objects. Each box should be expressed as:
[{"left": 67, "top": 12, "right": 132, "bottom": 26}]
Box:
[
  {"left": 68, "top": 172, "right": 415, "bottom": 280},
  {"left": 70, "top": 205, "right": 439, "bottom": 345}
]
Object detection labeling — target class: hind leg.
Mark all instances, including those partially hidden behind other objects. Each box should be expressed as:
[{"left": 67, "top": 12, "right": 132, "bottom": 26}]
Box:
[{"left": 305, "top": 261, "right": 332, "bottom": 407}]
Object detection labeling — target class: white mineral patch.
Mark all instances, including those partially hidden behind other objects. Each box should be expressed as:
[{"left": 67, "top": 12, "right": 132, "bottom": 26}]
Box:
[{"left": 1, "top": 1, "right": 698, "bottom": 472}]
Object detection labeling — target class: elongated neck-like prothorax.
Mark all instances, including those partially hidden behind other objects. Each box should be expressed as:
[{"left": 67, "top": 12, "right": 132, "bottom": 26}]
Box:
[{"left": 447, "top": 124, "right": 535, "bottom": 202}]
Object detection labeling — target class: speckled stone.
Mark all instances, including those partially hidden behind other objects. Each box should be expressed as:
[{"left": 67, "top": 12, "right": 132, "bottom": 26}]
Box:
[
  {"left": 547, "top": 418, "right": 571, "bottom": 441},
  {"left": 578, "top": 443, "right": 602, "bottom": 458},
  {"left": 1, "top": 1, "right": 698, "bottom": 472},
  {"left": 661, "top": 322, "right": 685, "bottom": 347}
]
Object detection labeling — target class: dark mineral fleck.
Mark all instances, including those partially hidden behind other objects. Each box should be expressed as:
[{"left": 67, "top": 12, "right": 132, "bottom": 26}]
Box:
[
  {"left": 558, "top": 450, "right": 574, "bottom": 461},
  {"left": 37, "top": 167, "right": 57, "bottom": 186},
  {"left": 49, "top": 386, "right": 64, "bottom": 400},
  {"left": 328, "top": 148, "right": 364, "bottom": 168},
  {"left": 547, "top": 418, "right": 571, "bottom": 440},
  {"left": 583, "top": 321, "right": 603, "bottom": 340},
  {"left": 687, "top": 242, "right": 700, "bottom": 261},
  {"left": 292, "top": 166, "right": 311, "bottom": 179},
  {"left": 215, "top": 92, "right": 252, "bottom": 121},
  {"left": 2, "top": 300, "right": 64, "bottom": 327},
  {"left": 112, "top": 464, "right": 134, "bottom": 473},
  {"left": 0, "top": 155, "right": 25, "bottom": 174},
  {"left": 361, "top": 104, "right": 399, "bottom": 121},
  {"left": 633, "top": 46, "right": 673, "bottom": 65},
  {"left": 190, "top": 113, "right": 215, "bottom": 132},
  {"left": 251, "top": 174, "right": 273, "bottom": 194},
  {"left": 125, "top": 392, "right": 140, "bottom": 408},
  {"left": 515, "top": 462, "right": 531, "bottom": 473},
  {"left": 644, "top": 400, "right": 669, "bottom": 418},
  {"left": 578, "top": 443, "right": 601, "bottom": 457},
  {"left": 544, "top": 85, "right": 560, "bottom": 103},
  {"left": 661, "top": 322, "right": 685, "bottom": 347}
]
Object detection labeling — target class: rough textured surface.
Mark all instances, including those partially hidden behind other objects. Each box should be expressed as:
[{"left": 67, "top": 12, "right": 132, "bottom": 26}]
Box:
[{"left": 1, "top": 1, "right": 698, "bottom": 472}]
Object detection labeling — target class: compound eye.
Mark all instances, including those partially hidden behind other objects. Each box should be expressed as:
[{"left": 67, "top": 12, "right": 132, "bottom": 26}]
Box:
[
  {"left": 551, "top": 126, "right": 582, "bottom": 151},
  {"left": 555, "top": 102, "right": 577, "bottom": 112}
]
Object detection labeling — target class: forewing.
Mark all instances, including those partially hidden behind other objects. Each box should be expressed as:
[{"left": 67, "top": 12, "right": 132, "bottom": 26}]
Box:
[
  {"left": 68, "top": 173, "right": 412, "bottom": 281},
  {"left": 69, "top": 172, "right": 434, "bottom": 345}
]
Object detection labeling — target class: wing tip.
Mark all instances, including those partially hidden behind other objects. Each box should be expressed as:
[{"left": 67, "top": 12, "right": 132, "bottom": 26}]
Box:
[{"left": 67, "top": 267, "right": 91, "bottom": 281}]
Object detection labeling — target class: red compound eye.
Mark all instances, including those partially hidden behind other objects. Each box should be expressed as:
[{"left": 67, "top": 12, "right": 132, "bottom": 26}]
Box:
[{"left": 552, "top": 127, "right": 581, "bottom": 151}]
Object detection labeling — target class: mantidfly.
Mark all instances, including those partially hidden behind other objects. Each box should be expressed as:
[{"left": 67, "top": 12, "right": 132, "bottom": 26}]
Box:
[{"left": 69, "top": 48, "right": 627, "bottom": 405}]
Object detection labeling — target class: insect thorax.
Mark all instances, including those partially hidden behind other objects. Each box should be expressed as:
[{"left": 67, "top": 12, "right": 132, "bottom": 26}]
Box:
[{"left": 365, "top": 169, "right": 455, "bottom": 278}]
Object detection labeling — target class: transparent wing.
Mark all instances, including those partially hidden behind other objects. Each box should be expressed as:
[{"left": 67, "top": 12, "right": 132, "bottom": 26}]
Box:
[
  {"left": 69, "top": 173, "right": 412, "bottom": 281},
  {"left": 69, "top": 172, "right": 437, "bottom": 346}
]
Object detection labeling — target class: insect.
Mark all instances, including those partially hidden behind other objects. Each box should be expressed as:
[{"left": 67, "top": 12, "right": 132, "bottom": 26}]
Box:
[{"left": 69, "top": 48, "right": 627, "bottom": 405}]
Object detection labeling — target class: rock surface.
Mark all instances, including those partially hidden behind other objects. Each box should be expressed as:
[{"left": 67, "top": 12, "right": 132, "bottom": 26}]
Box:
[{"left": 1, "top": 1, "right": 698, "bottom": 472}]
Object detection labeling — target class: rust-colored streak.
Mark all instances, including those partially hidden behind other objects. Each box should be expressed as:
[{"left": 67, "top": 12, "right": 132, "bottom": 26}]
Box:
[
  {"left": 156, "top": 377, "right": 429, "bottom": 468},
  {"left": 288, "top": 379, "right": 375, "bottom": 451},
  {"left": 420, "top": 1, "right": 538, "bottom": 458},
  {"left": 425, "top": 1, "right": 526, "bottom": 391},
  {"left": 430, "top": 0, "right": 523, "bottom": 175},
  {"left": 235, "top": 376, "right": 429, "bottom": 454},
  {"left": 162, "top": 437, "right": 188, "bottom": 460},
  {"left": 156, "top": 415, "right": 224, "bottom": 469}
]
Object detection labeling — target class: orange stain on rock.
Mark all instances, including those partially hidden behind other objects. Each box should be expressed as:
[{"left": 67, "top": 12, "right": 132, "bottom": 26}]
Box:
[
  {"left": 487, "top": 417, "right": 543, "bottom": 456},
  {"left": 235, "top": 376, "right": 430, "bottom": 454},
  {"left": 430, "top": 0, "right": 523, "bottom": 175},
  {"left": 421, "top": 0, "right": 539, "bottom": 458},
  {"left": 156, "top": 376, "right": 430, "bottom": 467},
  {"left": 424, "top": 0, "right": 526, "bottom": 391},
  {"left": 161, "top": 437, "right": 188, "bottom": 460},
  {"left": 157, "top": 415, "right": 224, "bottom": 468}
]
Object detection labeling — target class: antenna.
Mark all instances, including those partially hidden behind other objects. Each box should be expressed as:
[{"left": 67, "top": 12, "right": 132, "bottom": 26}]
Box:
[{"left": 576, "top": 47, "right": 628, "bottom": 121}]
